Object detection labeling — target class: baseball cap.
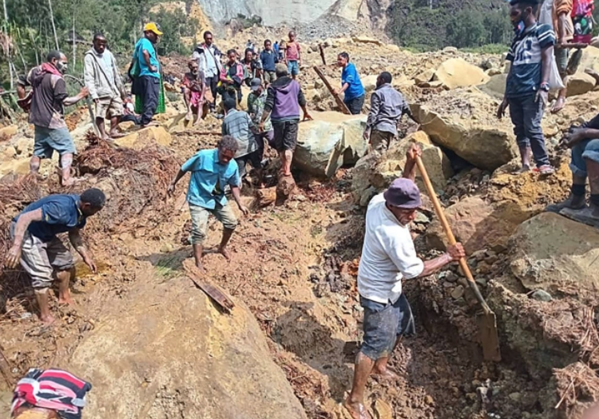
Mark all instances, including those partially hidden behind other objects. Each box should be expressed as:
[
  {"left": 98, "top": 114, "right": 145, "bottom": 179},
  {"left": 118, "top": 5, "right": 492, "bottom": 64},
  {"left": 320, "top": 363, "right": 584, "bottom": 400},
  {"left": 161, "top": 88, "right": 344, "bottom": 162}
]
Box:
[
  {"left": 250, "top": 78, "right": 262, "bottom": 91},
  {"left": 383, "top": 178, "right": 421, "bottom": 209},
  {"left": 275, "top": 63, "right": 288, "bottom": 76},
  {"left": 144, "top": 22, "right": 163, "bottom": 36}
]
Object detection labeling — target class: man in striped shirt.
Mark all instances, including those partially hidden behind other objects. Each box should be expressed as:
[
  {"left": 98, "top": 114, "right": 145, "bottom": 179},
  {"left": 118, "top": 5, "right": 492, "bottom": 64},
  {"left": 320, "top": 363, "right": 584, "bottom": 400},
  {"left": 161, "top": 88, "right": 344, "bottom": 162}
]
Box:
[
  {"left": 221, "top": 99, "right": 261, "bottom": 181},
  {"left": 497, "top": 0, "right": 556, "bottom": 175}
]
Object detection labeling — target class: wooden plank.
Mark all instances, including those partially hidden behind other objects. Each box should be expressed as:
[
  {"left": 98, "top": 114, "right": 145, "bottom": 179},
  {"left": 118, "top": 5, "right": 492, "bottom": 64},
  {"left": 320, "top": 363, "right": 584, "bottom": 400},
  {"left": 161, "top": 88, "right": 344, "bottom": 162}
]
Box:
[
  {"left": 318, "top": 44, "right": 326, "bottom": 66},
  {"left": 313, "top": 66, "right": 351, "bottom": 115},
  {"left": 183, "top": 260, "right": 235, "bottom": 313}
]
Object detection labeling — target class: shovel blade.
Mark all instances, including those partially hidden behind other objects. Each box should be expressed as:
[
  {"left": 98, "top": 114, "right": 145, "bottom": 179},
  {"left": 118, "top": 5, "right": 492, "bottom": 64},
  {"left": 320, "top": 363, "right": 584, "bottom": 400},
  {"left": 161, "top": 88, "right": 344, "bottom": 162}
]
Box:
[{"left": 477, "top": 311, "right": 501, "bottom": 362}]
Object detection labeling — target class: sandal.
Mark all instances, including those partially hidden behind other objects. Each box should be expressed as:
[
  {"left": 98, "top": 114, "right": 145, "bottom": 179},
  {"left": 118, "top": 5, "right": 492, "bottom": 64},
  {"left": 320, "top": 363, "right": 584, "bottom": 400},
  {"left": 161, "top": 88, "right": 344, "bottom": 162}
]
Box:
[{"left": 534, "top": 165, "right": 555, "bottom": 175}]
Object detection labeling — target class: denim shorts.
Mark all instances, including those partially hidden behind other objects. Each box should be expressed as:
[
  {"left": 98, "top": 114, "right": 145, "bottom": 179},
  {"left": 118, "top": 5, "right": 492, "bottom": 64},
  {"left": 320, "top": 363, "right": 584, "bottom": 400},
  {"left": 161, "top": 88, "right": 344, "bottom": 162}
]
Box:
[
  {"left": 287, "top": 60, "right": 299, "bottom": 76},
  {"left": 34, "top": 126, "right": 76, "bottom": 158},
  {"left": 360, "top": 295, "right": 406, "bottom": 361},
  {"left": 189, "top": 202, "right": 238, "bottom": 244},
  {"left": 570, "top": 138, "right": 599, "bottom": 178}
]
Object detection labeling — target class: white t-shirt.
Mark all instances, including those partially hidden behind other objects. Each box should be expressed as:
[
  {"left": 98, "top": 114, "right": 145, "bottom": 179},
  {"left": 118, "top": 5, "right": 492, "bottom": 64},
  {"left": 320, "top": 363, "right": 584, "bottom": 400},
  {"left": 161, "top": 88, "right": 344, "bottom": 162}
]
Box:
[{"left": 357, "top": 193, "right": 424, "bottom": 304}]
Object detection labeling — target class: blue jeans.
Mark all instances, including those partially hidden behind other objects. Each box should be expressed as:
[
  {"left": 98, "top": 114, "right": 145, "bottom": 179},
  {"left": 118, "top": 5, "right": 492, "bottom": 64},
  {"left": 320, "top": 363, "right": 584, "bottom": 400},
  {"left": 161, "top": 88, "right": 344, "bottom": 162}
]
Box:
[
  {"left": 287, "top": 60, "right": 299, "bottom": 76},
  {"left": 570, "top": 139, "right": 599, "bottom": 178},
  {"left": 508, "top": 93, "right": 550, "bottom": 167}
]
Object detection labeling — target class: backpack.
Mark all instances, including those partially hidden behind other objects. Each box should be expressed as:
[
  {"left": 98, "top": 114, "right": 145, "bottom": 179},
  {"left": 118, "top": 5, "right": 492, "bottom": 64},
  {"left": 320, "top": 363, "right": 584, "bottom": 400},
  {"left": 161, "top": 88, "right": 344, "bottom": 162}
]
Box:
[{"left": 572, "top": 0, "right": 595, "bottom": 43}]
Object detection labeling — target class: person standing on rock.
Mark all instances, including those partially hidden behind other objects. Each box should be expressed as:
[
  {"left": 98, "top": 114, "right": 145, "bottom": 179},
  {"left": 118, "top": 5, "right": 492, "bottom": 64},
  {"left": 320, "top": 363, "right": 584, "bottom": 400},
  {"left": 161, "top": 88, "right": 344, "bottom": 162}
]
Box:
[
  {"left": 25, "top": 51, "right": 89, "bottom": 187},
  {"left": 344, "top": 145, "right": 466, "bottom": 419},
  {"left": 497, "top": 0, "right": 556, "bottom": 175},
  {"left": 546, "top": 116, "right": 599, "bottom": 226},
  {"left": 364, "top": 71, "right": 415, "bottom": 153},
  {"left": 260, "top": 63, "right": 312, "bottom": 178},
  {"left": 84, "top": 33, "right": 126, "bottom": 141},
  {"left": 182, "top": 59, "right": 206, "bottom": 125},
  {"left": 284, "top": 31, "right": 301, "bottom": 80},
  {"left": 334, "top": 52, "right": 365, "bottom": 115},
  {"left": 167, "top": 136, "right": 249, "bottom": 271},
  {"left": 5, "top": 189, "right": 106, "bottom": 324},
  {"left": 192, "top": 31, "right": 222, "bottom": 112},
  {"left": 130, "top": 22, "right": 163, "bottom": 128},
  {"left": 260, "top": 39, "right": 278, "bottom": 87}
]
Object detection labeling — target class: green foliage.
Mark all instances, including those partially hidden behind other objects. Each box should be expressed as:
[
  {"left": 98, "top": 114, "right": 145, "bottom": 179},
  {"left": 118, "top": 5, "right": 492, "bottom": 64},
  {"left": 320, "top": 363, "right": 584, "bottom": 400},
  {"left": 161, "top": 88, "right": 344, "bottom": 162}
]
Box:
[
  {"left": 387, "top": 0, "right": 512, "bottom": 50},
  {"left": 149, "top": 6, "right": 198, "bottom": 56}
]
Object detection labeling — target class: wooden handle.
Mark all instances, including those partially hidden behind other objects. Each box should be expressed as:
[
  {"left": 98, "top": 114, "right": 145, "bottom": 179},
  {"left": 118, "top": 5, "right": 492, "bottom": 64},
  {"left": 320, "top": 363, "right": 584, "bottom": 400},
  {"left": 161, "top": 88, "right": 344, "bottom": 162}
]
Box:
[{"left": 415, "top": 156, "right": 492, "bottom": 313}]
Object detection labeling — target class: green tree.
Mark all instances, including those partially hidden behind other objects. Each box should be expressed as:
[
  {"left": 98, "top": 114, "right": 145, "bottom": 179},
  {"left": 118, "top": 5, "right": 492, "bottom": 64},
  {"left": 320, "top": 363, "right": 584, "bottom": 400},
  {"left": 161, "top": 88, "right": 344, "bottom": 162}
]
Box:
[
  {"left": 149, "top": 6, "right": 198, "bottom": 55},
  {"left": 446, "top": 10, "right": 486, "bottom": 48}
]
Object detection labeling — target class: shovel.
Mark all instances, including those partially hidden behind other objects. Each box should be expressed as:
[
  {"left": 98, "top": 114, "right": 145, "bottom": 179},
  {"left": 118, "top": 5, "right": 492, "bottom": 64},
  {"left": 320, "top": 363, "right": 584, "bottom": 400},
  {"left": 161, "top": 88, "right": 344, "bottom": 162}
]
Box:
[{"left": 415, "top": 155, "right": 501, "bottom": 362}]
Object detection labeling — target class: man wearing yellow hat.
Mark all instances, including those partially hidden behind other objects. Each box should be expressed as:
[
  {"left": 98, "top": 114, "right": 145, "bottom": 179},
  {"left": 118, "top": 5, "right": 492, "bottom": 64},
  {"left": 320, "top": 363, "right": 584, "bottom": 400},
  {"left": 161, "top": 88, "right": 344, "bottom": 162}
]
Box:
[{"left": 130, "top": 22, "right": 163, "bottom": 127}]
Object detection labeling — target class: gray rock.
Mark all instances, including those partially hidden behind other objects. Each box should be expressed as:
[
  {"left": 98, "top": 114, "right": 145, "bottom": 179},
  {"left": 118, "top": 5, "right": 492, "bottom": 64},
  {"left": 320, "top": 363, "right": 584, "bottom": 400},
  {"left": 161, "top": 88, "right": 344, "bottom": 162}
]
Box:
[
  {"left": 531, "top": 289, "right": 553, "bottom": 302},
  {"left": 451, "top": 285, "right": 465, "bottom": 300}
]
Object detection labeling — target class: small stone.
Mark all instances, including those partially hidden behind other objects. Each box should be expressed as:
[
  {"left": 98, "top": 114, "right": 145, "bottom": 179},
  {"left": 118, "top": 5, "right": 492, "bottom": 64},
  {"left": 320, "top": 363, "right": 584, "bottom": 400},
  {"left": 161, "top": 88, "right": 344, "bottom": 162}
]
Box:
[
  {"left": 508, "top": 392, "right": 521, "bottom": 402},
  {"left": 443, "top": 281, "right": 454, "bottom": 288},
  {"left": 531, "top": 289, "right": 552, "bottom": 302},
  {"left": 475, "top": 277, "right": 488, "bottom": 287},
  {"left": 414, "top": 211, "right": 430, "bottom": 224},
  {"left": 451, "top": 285, "right": 465, "bottom": 300},
  {"left": 445, "top": 272, "right": 458, "bottom": 282},
  {"left": 424, "top": 395, "right": 434, "bottom": 405}
]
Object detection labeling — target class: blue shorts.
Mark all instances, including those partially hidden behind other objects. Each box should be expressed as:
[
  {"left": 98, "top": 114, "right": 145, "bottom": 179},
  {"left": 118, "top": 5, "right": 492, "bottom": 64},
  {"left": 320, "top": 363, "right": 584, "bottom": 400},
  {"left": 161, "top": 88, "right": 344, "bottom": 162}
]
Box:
[
  {"left": 33, "top": 126, "right": 76, "bottom": 158},
  {"left": 360, "top": 294, "right": 414, "bottom": 360},
  {"left": 287, "top": 60, "right": 299, "bottom": 76}
]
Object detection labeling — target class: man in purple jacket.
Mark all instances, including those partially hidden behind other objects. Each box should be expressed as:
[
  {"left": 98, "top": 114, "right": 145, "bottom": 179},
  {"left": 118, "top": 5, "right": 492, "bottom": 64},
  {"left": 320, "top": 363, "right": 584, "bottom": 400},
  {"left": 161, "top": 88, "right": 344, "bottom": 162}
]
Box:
[{"left": 259, "top": 63, "right": 312, "bottom": 177}]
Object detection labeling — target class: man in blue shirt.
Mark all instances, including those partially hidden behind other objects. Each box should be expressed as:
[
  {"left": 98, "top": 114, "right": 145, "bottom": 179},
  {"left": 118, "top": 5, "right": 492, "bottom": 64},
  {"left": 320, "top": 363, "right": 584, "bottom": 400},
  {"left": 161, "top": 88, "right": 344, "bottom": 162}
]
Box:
[
  {"left": 168, "top": 136, "right": 250, "bottom": 271},
  {"left": 335, "top": 52, "right": 365, "bottom": 115},
  {"left": 6, "top": 189, "right": 106, "bottom": 324},
  {"left": 497, "top": 0, "right": 555, "bottom": 175},
  {"left": 132, "top": 22, "right": 162, "bottom": 127},
  {"left": 260, "top": 40, "right": 278, "bottom": 86}
]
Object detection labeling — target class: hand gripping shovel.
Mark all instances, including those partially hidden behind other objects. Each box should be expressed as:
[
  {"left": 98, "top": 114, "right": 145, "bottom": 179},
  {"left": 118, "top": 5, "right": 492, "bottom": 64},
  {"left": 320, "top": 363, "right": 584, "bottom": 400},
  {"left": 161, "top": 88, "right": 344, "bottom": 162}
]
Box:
[{"left": 415, "top": 156, "right": 501, "bottom": 362}]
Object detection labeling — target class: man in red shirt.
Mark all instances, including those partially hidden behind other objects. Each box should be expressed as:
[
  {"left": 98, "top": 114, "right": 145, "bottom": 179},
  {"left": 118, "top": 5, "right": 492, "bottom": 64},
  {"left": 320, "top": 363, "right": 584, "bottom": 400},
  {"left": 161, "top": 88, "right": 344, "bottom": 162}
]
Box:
[{"left": 284, "top": 31, "right": 301, "bottom": 80}]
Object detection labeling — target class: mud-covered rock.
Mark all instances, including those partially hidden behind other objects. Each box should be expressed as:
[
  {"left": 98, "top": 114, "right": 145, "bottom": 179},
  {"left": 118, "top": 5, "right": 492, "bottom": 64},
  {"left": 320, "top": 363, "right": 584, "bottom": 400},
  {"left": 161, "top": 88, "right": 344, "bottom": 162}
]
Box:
[
  {"left": 115, "top": 126, "right": 173, "bottom": 150},
  {"left": 411, "top": 89, "right": 517, "bottom": 170},
  {"left": 433, "top": 58, "right": 490, "bottom": 90},
  {"left": 294, "top": 111, "right": 367, "bottom": 178},
  {"left": 66, "top": 274, "right": 307, "bottom": 419},
  {"left": 0, "top": 125, "right": 17, "bottom": 141},
  {"left": 567, "top": 72, "right": 597, "bottom": 97},
  {"left": 509, "top": 212, "right": 599, "bottom": 302}
]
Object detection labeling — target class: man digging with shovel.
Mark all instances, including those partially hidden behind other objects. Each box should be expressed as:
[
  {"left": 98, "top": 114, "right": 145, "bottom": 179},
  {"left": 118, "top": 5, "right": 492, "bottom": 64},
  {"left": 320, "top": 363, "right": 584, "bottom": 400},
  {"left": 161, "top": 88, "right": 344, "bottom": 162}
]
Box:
[{"left": 344, "top": 144, "right": 466, "bottom": 419}]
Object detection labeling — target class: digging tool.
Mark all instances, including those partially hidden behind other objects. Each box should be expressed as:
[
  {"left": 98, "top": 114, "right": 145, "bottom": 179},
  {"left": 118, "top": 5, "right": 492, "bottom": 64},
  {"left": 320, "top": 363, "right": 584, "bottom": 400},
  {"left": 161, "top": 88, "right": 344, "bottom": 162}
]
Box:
[
  {"left": 63, "top": 74, "right": 101, "bottom": 138},
  {"left": 318, "top": 44, "right": 327, "bottom": 66},
  {"left": 313, "top": 66, "right": 351, "bottom": 115},
  {"left": 415, "top": 155, "right": 501, "bottom": 362}
]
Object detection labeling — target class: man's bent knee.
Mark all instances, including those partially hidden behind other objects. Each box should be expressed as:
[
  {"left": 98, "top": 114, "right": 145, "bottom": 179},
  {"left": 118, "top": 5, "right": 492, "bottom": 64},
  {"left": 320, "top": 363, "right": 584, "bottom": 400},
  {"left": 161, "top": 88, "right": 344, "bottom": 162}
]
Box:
[{"left": 582, "top": 139, "right": 599, "bottom": 165}]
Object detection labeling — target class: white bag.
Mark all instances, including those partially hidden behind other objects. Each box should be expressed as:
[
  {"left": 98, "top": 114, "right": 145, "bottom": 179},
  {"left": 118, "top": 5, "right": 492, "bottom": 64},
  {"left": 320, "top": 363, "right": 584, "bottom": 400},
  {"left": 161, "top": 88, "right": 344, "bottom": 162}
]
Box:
[{"left": 548, "top": 51, "right": 565, "bottom": 91}]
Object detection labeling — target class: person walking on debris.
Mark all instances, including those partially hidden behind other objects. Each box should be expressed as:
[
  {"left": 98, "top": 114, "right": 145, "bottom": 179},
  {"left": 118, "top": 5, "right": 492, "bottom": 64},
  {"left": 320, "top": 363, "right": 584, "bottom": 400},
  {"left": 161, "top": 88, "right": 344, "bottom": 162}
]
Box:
[
  {"left": 546, "top": 114, "right": 599, "bottom": 226},
  {"left": 84, "top": 33, "right": 126, "bottom": 141},
  {"left": 167, "top": 136, "right": 249, "bottom": 271},
  {"left": 5, "top": 189, "right": 106, "bottom": 324},
  {"left": 260, "top": 63, "right": 312, "bottom": 178},
  {"left": 497, "top": 0, "right": 556, "bottom": 175},
  {"left": 344, "top": 145, "right": 466, "bottom": 419},
  {"left": 550, "top": 0, "right": 578, "bottom": 113},
  {"left": 22, "top": 51, "right": 89, "bottom": 187},
  {"left": 182, "top": 59, "right": 206, "bottom": 124},
  {"left": 248, "top": 77, "right": 275, "bottom": 171},
  {"left": 334, "top": 52, "right": 365, "bottom": 115},
  {"left": 192, "top": 31, "right": 222, "bottom": 112},
  {"left": 242, "top": 48, "right": 262, "bottom": 86},
  {"left": 219, "top": 49, "right": 246, "bottom": 106},
  {"left": 284, "top": 31, "right": 301, "bottom": 80},
  {"left": 260, "top": 40, "right": 278, "bottom": 87},
  {"left": 130, "top": 22, "right": 163, "bottom": 128},
  {"left": 221, "top": 98, "right": 261, "bottom": 181},
  {"left": 364, "top": 72, "right": 415, "bottom": 153}
]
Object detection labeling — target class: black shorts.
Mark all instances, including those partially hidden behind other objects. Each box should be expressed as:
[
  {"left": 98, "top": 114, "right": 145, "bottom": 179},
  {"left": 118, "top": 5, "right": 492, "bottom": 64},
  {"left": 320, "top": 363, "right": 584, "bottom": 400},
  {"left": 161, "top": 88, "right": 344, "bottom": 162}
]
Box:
[
  {"left": 272, "top": 120, "right": 299, "bottom": 152},
  {"left": 344, "top": 94, "right": 365, "bottom": 115}
]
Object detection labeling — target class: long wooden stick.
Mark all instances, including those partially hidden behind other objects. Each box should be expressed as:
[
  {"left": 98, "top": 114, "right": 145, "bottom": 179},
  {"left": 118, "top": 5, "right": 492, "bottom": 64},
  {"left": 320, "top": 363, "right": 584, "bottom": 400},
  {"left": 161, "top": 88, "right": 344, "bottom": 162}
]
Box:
[
  {"left": 318, "top": 44, "right": 326, "bottom": 66},
  {"left": 313, "top": 66, "right": 351, "bottom": 115},
  {"left": 414, "top": 156, "right": 492, "bottom": 314}
]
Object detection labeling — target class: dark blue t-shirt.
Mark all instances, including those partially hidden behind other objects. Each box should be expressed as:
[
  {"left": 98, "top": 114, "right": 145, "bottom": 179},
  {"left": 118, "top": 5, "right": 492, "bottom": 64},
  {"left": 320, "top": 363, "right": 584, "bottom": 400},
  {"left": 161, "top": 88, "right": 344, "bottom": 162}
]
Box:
[
  {"left": 506, "top": 23, "right": 555, "bottom": 98},
  {"left": 341, "top": 63, "right": 365, "bottom": 101},
  {"left": 13, "top": 194, "right": 87, "bottom": 242},
  {"left": 260, "top": 50, "right": 277, "bottom": 72}
]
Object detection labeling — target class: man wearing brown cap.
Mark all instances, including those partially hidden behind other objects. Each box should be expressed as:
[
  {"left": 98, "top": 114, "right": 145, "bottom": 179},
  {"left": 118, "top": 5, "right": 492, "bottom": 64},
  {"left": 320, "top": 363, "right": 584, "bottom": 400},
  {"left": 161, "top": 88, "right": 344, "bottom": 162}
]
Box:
[{"left": 344, "top": 145, "right": 466, "bottom": 419}]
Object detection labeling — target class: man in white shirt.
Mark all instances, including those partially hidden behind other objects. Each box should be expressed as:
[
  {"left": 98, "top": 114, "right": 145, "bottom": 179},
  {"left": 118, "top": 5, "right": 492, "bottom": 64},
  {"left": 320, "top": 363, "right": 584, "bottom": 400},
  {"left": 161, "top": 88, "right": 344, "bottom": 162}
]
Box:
[
  {"left": 344, "top": 145, "right": 466, "bottom": 419},
  {"left": 192, "top": 31, "right": 222, "bottom": 112}
]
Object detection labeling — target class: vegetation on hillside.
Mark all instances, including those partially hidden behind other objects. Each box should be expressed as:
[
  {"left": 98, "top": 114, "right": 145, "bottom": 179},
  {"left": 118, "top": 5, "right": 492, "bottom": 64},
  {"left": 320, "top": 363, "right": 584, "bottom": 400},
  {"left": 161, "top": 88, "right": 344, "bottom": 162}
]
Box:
[{"left": 0, "top": 0, "right": 199, "bottom": 89}]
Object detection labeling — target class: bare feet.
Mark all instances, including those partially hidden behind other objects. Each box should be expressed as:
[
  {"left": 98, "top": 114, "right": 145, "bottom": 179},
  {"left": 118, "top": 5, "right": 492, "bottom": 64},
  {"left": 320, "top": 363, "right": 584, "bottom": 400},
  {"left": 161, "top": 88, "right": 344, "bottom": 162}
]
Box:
[
  {"left": 40, "top": 313, "right": 56, "bottom": 324},
  {"left": 343, "top": 398, "right": 372, "bottom": 419},
  {"left": 109, "top": 131, "right": 125, "bottom": 139},
  {"left": 372, "top": 367, "right": 399, "bottom": 381},
  {"left": 217, "top": 246, "right": 231, "bottom": 262},
  {"left": 551, "top": 96, "right": 566, "bottom": 114},
  {"left": 194, "top": 262, "right": 207, "bottom": 274},
  {"left": 58, "top": 290, "right": 75, "bottom": 306}
]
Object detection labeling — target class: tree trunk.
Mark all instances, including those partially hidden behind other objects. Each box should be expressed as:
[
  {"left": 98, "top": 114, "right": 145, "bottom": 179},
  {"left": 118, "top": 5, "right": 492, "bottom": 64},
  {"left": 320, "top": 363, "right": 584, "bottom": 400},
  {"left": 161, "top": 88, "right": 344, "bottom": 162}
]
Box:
[
  {"left": 48, "top": 0, "right": 59, "bottom": 50},
  {"left": 2, "top": 0, "right": 13, "bottom": 89}
]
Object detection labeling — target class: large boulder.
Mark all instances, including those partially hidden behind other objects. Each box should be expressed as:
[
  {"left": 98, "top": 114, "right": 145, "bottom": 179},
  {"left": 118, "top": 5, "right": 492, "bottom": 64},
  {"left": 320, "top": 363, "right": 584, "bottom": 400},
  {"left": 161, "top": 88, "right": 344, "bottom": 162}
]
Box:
[
  {"left": 115, "top": 126, "right": 173, "bottom": 150},
  {"left": 65, "top": 274, "right": 307, "bottom": 419},
  {"left": 433, "top": 58, "right": 490, "bottom": 90},
  {"left": 479, "top": 74, "right": 507, "bottom": 100},
  {"left": 508, "top": 212, "right": 599, "bottom": 302},
  {"left": 0, "top": 125, "right": 17, "bottom": 141},
  {"left": 426, "top": 196, "right": 530, "bottom": 254},
  {"left": 411, "top": 89, "right": 517, "bottom": 170},
  {"left": 361, "top": 75, "right": 379, "bottom": 92},
  {"left": 294, "top": 111, "right": 367, "bottom": 178},
  {"left": 575, "top": 45, "right": 599, "bottom": 74},
  {"left": 566, "top": 72, "right": 596, "bottom": 97}
]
